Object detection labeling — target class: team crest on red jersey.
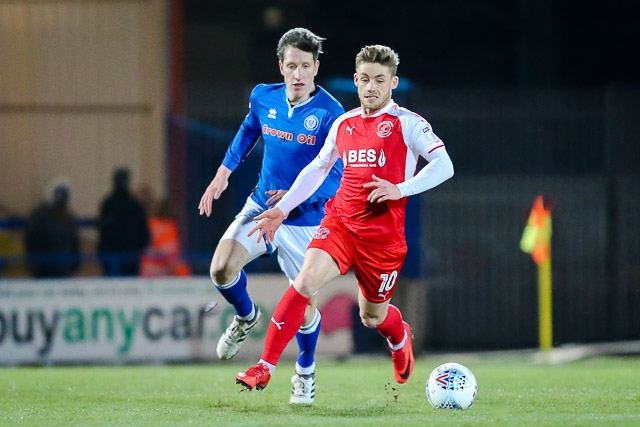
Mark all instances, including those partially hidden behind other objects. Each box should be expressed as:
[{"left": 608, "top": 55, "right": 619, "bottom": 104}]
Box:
[
  {"left": 376, "top": 121, "right": 394, "bottom": 138},
  {"left": 313, "top": 227, "right": 330, "bottom": 239}
]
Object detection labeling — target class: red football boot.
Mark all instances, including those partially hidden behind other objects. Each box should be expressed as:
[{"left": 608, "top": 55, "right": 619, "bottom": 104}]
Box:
[
  {"left": 391, "top": 322, "right": 414, "bottom": 384},
  {"left": 236, "top": 363, "right": 272, "bottom": 391}
]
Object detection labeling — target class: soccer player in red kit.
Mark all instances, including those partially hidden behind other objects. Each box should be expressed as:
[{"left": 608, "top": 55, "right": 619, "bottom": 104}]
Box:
[{"left": 236, "top": 44, "right": 454, "bottom": 393}]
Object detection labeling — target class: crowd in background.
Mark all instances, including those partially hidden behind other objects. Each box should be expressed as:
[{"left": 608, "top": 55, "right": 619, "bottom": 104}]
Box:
[{"left": 4, "top": 167, "right": 191, "bottom": 279}]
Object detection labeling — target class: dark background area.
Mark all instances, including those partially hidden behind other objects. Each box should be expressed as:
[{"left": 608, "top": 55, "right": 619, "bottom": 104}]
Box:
[
  {"left": 177, "top": 1, "right": 640, "bottom": 350},
  {"left": 185, "top": 0, "right": 640, "bottom": 87}
]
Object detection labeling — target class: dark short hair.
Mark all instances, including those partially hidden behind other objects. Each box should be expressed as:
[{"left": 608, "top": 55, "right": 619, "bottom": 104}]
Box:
[
  {"left": 355, "top": 45, "right": 400, "bottom": 76},
  {"left": 277, "top": 27, "right": 325, "bottom": 62}
]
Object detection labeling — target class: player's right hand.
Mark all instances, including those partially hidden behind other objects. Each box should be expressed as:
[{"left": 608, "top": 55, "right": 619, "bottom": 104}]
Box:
[
  {"left": 198, "top": 168, "right": 231, "bottom": 216},
  {"left": 248, "top": 207, "right": 285, "bottom": 244}
]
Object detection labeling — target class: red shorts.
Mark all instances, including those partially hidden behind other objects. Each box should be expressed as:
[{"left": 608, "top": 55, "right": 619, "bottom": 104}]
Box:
[{"left": 307, "top": 215, "right": 408, "bottom": 303}]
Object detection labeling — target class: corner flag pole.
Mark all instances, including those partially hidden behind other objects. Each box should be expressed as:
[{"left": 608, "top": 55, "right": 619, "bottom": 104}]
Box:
[
  {"left": 520, "top": 195, "right": 553, "bottom": 351},
  {"left": 538, "top": 254, "right": 553, "bottom": 350}
]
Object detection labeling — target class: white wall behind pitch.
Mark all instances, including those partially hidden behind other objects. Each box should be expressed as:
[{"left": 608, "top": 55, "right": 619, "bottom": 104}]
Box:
[{"left": 0, "top": 0, "right": 168, "bottom": 217}]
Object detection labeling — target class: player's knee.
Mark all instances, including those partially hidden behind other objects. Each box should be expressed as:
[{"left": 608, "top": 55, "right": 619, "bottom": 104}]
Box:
[
  {"left": 293, "top": 275, "right": 317, "bottom": 298},
  {"left": 209, "top": 263, "right": 237, "bottom": 287},
  {"left": 360, "top": 313, "right": 382, "bottom": 329}
]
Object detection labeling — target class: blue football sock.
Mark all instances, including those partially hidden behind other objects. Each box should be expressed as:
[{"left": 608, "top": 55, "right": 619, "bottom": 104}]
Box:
[
  {"left": 215, "top": 270, "right": 254, "bottom": 318},
  {"left": 295, "top": 308, "right": 321, "bottom": 370}
]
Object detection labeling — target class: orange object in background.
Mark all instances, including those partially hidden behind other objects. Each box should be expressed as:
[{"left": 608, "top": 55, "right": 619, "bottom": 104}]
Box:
[
  {"left": 520, "top": 195, "right": 552, "bottom": 265},
  {"left": 140, "top": 216, "right": 191, "bottom": 277}
]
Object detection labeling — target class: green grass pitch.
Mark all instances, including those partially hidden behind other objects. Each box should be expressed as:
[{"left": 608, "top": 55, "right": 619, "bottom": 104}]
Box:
[{"left": 2, "top": 354, "right": 640, "bottom": 426}]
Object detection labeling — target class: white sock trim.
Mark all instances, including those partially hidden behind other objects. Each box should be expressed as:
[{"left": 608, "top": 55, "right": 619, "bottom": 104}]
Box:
[
  {"left": 388, "top": 330, "right": 407, "bottom": 352},
  {"left": 237, "top": 304, "right": 255, "bottom": 321},
  {"left": 215, "top": 271, "right": 242, "bottom": 289},
  {"left": 298, "top": 309, "right": 321, "bottom": 334},
  {"left": 258, "top": 359, "right": 276, "bottom": 376},
  {"left": 295, "top": 361, "right": 315, "bottom": 376}
]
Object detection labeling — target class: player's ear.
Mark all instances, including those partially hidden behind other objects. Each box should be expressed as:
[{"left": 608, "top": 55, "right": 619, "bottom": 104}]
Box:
[
  {"left": 353, "top": 72, "right": 358, "bottom": 86},
  {"left": 391, "top": 76, "right": 399, "bottom": 90},
  {"left": 279, "top": 60, "right": 285, "bottom": 76},
  {"left": 314, "top": 60, "right": 320, "bottom": 76}
]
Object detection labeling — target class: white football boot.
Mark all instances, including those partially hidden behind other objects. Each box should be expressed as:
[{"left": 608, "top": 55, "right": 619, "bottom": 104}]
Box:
[
  {"left": 216, "top": 306, "right": 262, "bottom": 360},
  {"left": 289, "top": 373, "right": 315, "bottom": 405}
]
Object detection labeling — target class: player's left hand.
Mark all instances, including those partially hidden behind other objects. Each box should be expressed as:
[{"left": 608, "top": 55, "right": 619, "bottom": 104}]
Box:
[
  {"left": 248, "top": 207, "right": 286, "bottom": 244},
  {"left": 363, "top": 174, "right": 402, "bottom": 203},
  {"left": 265, "top": 189, "right": 287, "bottom": 206}
]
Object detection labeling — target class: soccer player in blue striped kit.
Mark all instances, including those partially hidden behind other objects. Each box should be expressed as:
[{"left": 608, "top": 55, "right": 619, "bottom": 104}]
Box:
[{"left": 198, "top": 28, "right": 344, "bottom": 405}]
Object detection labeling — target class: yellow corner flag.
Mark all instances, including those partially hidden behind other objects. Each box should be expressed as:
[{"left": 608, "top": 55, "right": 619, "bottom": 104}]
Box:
[{"left": 521, "top": 195, "right": 553, "bottom": 351}]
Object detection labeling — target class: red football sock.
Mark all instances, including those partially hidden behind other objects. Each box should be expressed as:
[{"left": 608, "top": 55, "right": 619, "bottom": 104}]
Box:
[
  {"left": 261, "top": 286, "right": 310, "bottom": 365},
  {"left": 375, "top": 304, "right": 405, "bottom": 345}
]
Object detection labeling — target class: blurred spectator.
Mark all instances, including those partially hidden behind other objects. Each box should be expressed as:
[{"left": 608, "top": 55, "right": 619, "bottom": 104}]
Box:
[
  {"left": 98, "top": 167, "right": 150, "bottom": 276},
  {"left": 140, "top": 198, "right": 191, "bottom": 277},
  {"left": 24, "top": 178, "right": 80, "bottom": 278}
]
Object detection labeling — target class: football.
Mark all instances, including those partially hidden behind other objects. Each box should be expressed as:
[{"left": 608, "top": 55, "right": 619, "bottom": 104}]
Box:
[{"left": 426, "top": 362, "right": 478, "bottom": 410}]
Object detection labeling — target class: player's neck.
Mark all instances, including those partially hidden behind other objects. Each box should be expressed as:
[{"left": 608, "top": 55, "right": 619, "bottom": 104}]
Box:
[
  {"left": 362, "top": 99, "right": 392, "bottom": 117},
  {"left": 287, "top": 84, "right": 317, "bottom": 106},
  {"left": 362, "top": 107, "right": 379, "bottom": 117}
]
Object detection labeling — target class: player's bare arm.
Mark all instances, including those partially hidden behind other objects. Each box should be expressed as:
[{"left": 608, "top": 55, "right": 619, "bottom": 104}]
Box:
[
  {"left": 198, "top": 165, "right": 232, "bottom": 217},
  {"left": 248, "top": 207, "right": 286, "bottom": 244},
  {"left": 265, "top": 189, "right": 288, "bottom": 205},
  {"left": 363, "top": 174, "right": 403, "bottom": 203}
]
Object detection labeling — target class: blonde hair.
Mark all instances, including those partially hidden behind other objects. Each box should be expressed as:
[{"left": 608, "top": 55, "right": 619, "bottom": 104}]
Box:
[{"left": 355, "top": 45, "right": 400, "bottom": 76}]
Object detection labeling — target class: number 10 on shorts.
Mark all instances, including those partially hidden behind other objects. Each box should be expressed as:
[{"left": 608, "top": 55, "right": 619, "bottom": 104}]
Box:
[{"left": 379, "top": 271, "right": 398, "bottom": 294}]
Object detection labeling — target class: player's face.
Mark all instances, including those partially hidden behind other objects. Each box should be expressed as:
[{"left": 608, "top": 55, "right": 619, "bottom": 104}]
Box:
[
  {"left": 354, "top": 62, "right": 399, "bottom": 116},
  {"left": 279, "top": 46, "right": 319, "bottom": 105}
]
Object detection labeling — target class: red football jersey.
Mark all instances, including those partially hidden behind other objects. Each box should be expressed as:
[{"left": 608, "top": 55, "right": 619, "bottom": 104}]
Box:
[{"left": 320, "top": 101, "right": 446, "bottom": 245}]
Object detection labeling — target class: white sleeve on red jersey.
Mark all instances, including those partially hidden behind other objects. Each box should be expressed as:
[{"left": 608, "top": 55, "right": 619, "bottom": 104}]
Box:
[
  {"left": 396, "top": 113, "right": 454, "bottom": 197},
  {"left": 276, "top": 120, "right": 341, "bottom": 217}
]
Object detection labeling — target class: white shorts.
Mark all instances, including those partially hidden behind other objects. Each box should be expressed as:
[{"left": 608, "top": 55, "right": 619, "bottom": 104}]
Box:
[{"left": 220, "top": 196, "right": 318, "bottom": 282}]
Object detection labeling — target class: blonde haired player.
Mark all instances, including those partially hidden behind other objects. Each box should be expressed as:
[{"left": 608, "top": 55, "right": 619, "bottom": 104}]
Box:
[{"left": 236, "top": 44, "right": 454, "bottom": 392}]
